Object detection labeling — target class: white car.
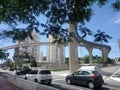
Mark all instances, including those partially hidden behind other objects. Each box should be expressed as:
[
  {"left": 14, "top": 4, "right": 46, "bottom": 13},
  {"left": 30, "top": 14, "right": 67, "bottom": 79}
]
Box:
[
  {"left": 24, "top": 69, "right": 52, "bottom": 85},
  {"left": 77, "top": 66, "right": 100, "bottom": 72}
]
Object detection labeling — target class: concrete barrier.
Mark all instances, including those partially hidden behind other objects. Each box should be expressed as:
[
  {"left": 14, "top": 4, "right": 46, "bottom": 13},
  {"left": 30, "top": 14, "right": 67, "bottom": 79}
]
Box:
[{"left": 6, "top": 75, "right": 58, "bottom": 90}]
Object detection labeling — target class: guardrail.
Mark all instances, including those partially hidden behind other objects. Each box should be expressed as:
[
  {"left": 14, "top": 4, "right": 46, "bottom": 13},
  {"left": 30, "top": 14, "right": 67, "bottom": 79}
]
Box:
[{"left": 6, "top": 74, "right": 58, "bottom": 90}]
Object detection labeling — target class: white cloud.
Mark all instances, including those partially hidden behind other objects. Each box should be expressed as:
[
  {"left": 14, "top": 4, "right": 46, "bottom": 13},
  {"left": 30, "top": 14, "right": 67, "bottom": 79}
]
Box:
[
  {"left": 107, "top": 42, "right": 117, "bottom": 46},
  {"left": 114, "top": 17, "right": 120, "bottom": 24},
  {"left": 111, "top": 13, "right": 120, "bottom": 24},
  {"left": 106, "top": 41, "right": 120, "bottom": 49}
]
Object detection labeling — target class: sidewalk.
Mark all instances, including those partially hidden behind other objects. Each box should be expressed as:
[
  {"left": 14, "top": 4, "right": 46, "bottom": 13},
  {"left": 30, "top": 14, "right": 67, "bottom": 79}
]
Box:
[
  {"left": 101, "top": 66, "right": 120, "bottom": 82},
  {"left": 0, "top": 77, "right": 21, "bottom": 90}
]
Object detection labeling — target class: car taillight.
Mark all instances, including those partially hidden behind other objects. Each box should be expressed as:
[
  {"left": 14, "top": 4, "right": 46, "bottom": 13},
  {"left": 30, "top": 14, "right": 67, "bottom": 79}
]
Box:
[{"left": 92, "top": 75, "right": 97, "bottom": 79}]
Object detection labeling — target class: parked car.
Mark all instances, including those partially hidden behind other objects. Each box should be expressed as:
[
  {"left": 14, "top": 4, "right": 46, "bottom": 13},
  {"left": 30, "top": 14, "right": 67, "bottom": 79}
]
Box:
[
  {"left": 65, "top": 70, "right": 104, "bottom": 89},
  {"left": 16, "top": 69, "right": 32, "bottom": 75},
  {"left": 24, "top": 69, "right": 52, "bottom": 85},
  {"left": 9, "top": 68, "right": 15, "bottom": 71}
]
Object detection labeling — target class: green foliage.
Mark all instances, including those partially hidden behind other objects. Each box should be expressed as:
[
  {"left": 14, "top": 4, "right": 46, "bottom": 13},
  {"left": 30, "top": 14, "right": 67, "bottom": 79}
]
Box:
[
  {"left": 77, "top": 25, "right": 93, "bottom": 38},
  {"left": 107, "top": 57, "right": 114, "bottom": 64},
  {"left": 118, "top": 57, "right": 120, "bottom": 61},
  {"left": 80, "top": 55, "right": 114, "bottom": 65},
  {"left": 0, "top": 49, "right": 8, "bottom": 60},
  {"left": 23, "top": 65, "right": 30, "bottom": 70},
  {"left": 82, "top": 55, "right": 89, "bottom": 63},
  {"left": 0, "top": 0, "right": 120, "bottom": 43},
  {"left": 112, "top": 0, "right": 120, "bottom": 11},
  {"left": 17, "top": 59, "right": 24, "bottom": 68},
  {"left": 0, "top": 0, "right": 50, "bottom": 42},
  {"left": 6, "top": 59, "right": 14, "bottom": 67},
  {"left": 65, "top": 57, "right": 69, "bottom": 65},
  {"left": 94, "top": 30, "right": 112, "bottom": 43},
  {"left": 17, "top": 51, "right": 35, "bottom": 68},
  {"left": 0, "top": 0, "right": 50, "bottom": 25},
  {"left": 93, "top": 55, "right": 104, "bottom": 64},
  {"left": 30, "top": 60, "right": 37, "bottom": 67},
  {"left": 18, "top": 52, "right": 34, "bottom": 62},
  {"left": 3, "top": 29, "right": 34, "bottom": 42}
]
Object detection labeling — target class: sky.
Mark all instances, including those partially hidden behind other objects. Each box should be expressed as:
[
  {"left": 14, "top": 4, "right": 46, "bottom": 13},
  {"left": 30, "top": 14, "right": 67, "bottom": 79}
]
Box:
[
  {"left": 0, "top": 1, "right": 120, "bottom": 60},
  {"left": 84, "top": 2, "right": 120, "bottom": 58}
]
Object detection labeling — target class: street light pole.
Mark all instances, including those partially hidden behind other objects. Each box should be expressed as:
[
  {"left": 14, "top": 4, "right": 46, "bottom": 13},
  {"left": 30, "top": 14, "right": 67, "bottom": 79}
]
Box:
[
  {"left": 118, "top": 39, "right": 120, "bottom": 61},
  {"left": 118, "top": 39, "right": 120, "bottom": 50}
]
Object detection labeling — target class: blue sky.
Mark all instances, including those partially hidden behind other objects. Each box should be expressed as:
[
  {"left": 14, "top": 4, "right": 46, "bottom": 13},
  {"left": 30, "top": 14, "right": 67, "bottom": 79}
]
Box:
[
  {"left": 84, "top": 3, "right": 120, "bottom": 58},
  {"left": 0, "top": 1, "right": 120, "bottom": 60}
]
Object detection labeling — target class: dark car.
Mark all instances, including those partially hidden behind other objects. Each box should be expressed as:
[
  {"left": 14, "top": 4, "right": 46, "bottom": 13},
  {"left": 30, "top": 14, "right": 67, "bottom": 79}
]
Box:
[
  {"left": 65, "top": 70, "right": 104, "bottom": 89},
  {"left": 16, "top": 69, "right": 32, "bottom": 75}
]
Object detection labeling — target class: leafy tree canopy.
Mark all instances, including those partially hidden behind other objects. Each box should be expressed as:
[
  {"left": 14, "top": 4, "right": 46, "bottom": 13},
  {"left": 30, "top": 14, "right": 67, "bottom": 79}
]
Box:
[
  {"left": 94, "top": 30, "right": 112, "bottom": 43},
  {"left": 0, "top": 49, "right": 8, "bottom": 60},
  {"left": 0, "top": 0, "right": 120, "bottom": 43}
]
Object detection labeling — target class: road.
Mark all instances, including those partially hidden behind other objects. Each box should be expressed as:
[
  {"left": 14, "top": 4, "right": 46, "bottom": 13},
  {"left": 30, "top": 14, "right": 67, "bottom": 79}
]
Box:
[
  {"left": 51, "top": 74, "right": 120, "bottom": 90},
  {"left": 0, "top": 66, "right": 120, "bottom": 90}
]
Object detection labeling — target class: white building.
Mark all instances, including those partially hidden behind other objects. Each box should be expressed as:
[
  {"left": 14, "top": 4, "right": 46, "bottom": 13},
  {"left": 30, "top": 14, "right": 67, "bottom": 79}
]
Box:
[
  {"left": 46, "top": 35, "right": 65, "bottom": 64},
  {"left": 18, "top": 31, "right": 42, "bottom": 62}
]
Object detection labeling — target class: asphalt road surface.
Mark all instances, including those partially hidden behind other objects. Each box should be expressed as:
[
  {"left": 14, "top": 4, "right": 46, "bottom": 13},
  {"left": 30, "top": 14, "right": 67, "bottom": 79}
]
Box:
[{"left": 51, "top": 75, "right": 120, "bottom": 90}]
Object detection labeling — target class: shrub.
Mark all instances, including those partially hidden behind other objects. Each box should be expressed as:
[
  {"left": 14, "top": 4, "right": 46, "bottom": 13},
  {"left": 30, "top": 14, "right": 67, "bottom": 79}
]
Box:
[{"left": 23, "top": 66, "right": 29, "bottom": 70}]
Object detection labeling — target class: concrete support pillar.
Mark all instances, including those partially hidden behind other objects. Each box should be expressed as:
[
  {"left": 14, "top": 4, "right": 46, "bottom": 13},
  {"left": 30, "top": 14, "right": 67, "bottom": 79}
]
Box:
[
  {"left": 69, "top": 23, "right": 78, "bottom": 73},
  {"left": 58, "top": 45, "right": 64, "bottom": 67},
  {"left": 101, "top": 48, "right": 109, "bottom": 66},
  {"left": 86, "top": 46, "right": 93, "bottom": 65}
]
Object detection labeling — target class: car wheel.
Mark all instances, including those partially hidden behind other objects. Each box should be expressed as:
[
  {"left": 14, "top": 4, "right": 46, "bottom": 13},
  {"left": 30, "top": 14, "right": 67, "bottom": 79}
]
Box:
[
  {"left": 34, "top": 79, "right": 38, "bottom": 83},
  {"left": 47, "top": 81, "right": 51, "bottom": 85},
  {"left": 88, "top": 82, "right": 94, "bottom": 89},
  {"left": 98, "top": 84, "right": 102, "bottom": 88},
  {"left": 66, "top": 79, "right": 72, "bottom": 84},
  {"left": 24, "top": 77, "right": 27, "bottom": 80}
]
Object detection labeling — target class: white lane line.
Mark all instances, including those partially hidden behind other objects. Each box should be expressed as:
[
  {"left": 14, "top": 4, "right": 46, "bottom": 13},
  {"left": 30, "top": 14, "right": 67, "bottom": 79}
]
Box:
[
  {"left": 52, "top": 78, "right": 65, "bottom": 81},
  {"left": 52, "top": 82, "right": 84, "bottom": 90}
]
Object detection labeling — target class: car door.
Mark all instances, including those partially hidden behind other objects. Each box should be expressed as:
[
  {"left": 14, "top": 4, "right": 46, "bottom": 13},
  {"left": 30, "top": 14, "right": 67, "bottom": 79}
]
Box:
[
  {"left": 31, "top": 70, "right": 38, "bottom": 81},
  {"left": 77, "top": 71, "right": 91, "bottom": 85},
  {"left": 71, "top": 71, "right": 82, "bottom": 84},
  {"left": 72, "top": 70, "right": 91, "bottom": 85},
  {"left": 27, "top": 70, "right": 38, "bottom": 81}
]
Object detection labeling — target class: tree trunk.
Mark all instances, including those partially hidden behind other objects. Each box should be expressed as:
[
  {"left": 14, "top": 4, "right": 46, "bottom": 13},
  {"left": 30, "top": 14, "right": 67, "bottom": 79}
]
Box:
[{"left": 69, "top": 23, "right": 79, "bottom": 73}]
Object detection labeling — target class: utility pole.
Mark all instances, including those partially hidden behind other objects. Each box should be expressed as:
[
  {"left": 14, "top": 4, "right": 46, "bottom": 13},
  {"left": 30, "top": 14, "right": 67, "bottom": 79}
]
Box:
[
  {"left": 118, "top": 39, "right": 120, "bottom": 60},
  {"left": 118, "top": 39, "right": 120, "bottom": 50},
  {"left": 118, "top": 39, "right": 120, "bottom": 63}
]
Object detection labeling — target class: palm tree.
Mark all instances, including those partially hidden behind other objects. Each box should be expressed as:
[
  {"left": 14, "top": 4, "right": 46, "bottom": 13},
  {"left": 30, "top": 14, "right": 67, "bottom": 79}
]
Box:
[{"left": 94, "top": 30, "right": 112, "bottom": 43}]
